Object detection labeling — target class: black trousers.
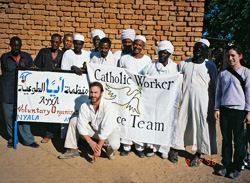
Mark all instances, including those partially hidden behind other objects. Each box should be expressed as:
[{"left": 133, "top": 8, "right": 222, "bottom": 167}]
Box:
[
  {"left": 247, "top": 124, "right": 250, "bottom": 152},
  {"left": 220, "top": 106, "right": 247, "bottom": 171}
]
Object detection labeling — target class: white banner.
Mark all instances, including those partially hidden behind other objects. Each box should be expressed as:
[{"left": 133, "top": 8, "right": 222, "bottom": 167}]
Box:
[
  {"left": 87, "top": 63, "right": 183, "bottom": 146},
  {"left": 17, "top": 70, "right": 89, "bottom": 123}
]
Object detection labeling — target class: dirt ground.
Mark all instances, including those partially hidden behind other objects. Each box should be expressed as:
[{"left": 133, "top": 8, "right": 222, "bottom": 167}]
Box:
[
  {"left": 0, "top": 73, "right": 249, "bottom": 183},
  {"left": 0, "top": 117, "right": 249, "bottom": 183}
]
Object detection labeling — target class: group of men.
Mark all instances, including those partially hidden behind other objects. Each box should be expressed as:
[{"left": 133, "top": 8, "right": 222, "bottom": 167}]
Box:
[{"left": 1, "top": 29, "right": 220, "bottom": 167}]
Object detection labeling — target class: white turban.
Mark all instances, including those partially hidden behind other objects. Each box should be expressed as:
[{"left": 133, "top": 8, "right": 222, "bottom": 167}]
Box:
[
  {"left": 74, "top": 34, "right": 84, "bottom": 42},
  {"left": 197, "top": 38, "right": 210, "bottom": 48},
  {"left": 91, "top": 29, "right": 105, "bottom": 40},
  {"left": 134, "top": 35, "right": 146, "bottom": 43},
  {"left": 121, "top": 29, "right": 136, "bottom": 41},
  {"left": 156, "top": 40, "right": 174, "bottom": 54}
]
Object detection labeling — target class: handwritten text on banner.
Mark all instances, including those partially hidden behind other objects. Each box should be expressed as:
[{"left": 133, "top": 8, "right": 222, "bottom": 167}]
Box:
[{"left": 17, "top": 70, "right": 89, "bottom": 123}]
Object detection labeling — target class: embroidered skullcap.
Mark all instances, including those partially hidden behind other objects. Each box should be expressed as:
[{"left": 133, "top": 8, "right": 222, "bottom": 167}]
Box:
[
  {"left": 134, "top": 35, "right": 146, "bottom": 43},
  {"left": 73, "top": 34, "right": 84, "bottom": 42},
  {"left": 156, "top": 40, "right": 174, "bottom": 54},
  {"left": 197, "top": 38, "right": 210, "bottom": 48},
  {"left": 121, "top": 29, "right": 136, "bottom": 41},
  {"left": 91, "top": 29, "right": 105, "bottom": 40}
]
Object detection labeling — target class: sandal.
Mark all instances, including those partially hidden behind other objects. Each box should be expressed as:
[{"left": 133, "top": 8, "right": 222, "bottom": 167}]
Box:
[
  {"left": 168, "top": 149, "right": 178, "bottom": 163},
  {"left": 190, "top": 155, "right": 200, "bottom": 167}
]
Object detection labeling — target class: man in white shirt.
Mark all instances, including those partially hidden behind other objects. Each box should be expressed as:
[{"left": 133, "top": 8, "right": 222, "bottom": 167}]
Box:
[
  {"left": 61, "top": 33, "right": 90, "bottom": 75},
  {"left": 119, "top": 35, "right": 151, "bottom": 74},
  {"left": 58, "top": 82, "right": 120, "bottom": 160},
  {"left": 171, "top": 39, "right": 217, "bottom": 166},
  {"left": 140, "top": 40, "right": 178, "bottom": 75},
  {"left": 90, "top": 37, "right": 117, "bottom": 67},
  {"left": 90, "top": 29, "right": 105, "bottom": 59},
  {"left": 140, "top": 40, "right": 179, "bottom": 159},
  {"left": 119, "top": 35, "right": 152, "bottom": 158},
  {"left": 114, "top": 29, "right": 135, "bottom": 66}
]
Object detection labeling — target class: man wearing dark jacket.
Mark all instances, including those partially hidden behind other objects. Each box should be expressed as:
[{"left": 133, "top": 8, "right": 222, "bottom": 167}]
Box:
[
  {"left": 1, "top": 36, "right": 39, "bottom": 148},
  {"left": 34, "top": 33, "right": 63, "bottom": 143}
]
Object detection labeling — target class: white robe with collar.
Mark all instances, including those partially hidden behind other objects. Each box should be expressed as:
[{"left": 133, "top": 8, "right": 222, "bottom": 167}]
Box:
[
  {"left": 141, "top": 58, "right": 179, "bottom": 155},
  {"left": 140, "top": 59, "right": 178, "bottom": 75},
  {"left": 90, "top": 51, "right": 117, "bottom": 67},
  {"left": 174, "top": 58, "right": 217, "bottom": 155}
]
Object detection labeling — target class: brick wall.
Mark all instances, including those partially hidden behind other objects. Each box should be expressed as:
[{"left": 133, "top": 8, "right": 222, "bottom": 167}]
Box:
[{"left": 0, "top": 0, "right": 205, "bottom": 62}]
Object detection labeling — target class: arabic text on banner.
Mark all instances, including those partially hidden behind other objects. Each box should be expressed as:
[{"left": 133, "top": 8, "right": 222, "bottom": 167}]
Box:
[{"left": 17, "top": 70, "right": 89, "bottom": 123}]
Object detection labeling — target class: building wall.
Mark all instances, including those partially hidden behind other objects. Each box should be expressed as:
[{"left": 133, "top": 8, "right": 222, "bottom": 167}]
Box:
[{"left": 0, "top": 0, "right": 205, "bottom": 62}]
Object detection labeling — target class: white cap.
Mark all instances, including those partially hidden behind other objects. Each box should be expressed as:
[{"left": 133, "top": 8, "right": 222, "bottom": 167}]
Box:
[
  {"left": 121, "top": 29, "right": 136, "bottom": 41},
  {"left": 74, "top": 34, "right": 84, "bottom": 42},
  {"left": 197, "top": 38, "right": 210, "bottom": 48},
  {"left": 156, "top": 40, "right": 174, "bottom": 54},
  {"left": 91, "top": 29, "right": 105, "bottom": 40},
  {"left": 134, "top": 35, "right": 146, "bottom": 43}
]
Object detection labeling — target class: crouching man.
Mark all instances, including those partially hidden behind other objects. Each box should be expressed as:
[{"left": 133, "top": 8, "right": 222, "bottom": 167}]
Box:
[{"left": 59, "top": 82, "right": 120, "bottom": 161}]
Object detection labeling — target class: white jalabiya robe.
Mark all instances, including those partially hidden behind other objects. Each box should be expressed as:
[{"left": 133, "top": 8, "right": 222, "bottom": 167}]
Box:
[
  {"left": 174, "top": 59, "right": 217, "bottom": 155},
  {"left": 141, "top": 59, "right": 179, "bottom": 155},
  {"left": 140, "top": 59, "right": 178, "bottom": 75},
  {"left": 90, "top": 52, "right": 117, "bottom": 67},
  {"left": 119, "top": 54, "right": 152, "bottom": 151}
]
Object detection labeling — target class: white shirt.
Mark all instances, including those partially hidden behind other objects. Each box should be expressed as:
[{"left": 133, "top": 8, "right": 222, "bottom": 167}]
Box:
[
  {"left": 140, "top": 59, "right": 178, "bottom": 75},
  {"left": 90, "top": 51, "right": 117, "bottom": 67},
  {"left": 113, "top": 50, "right": 122, "bottom": 61},
  {"left": 90, "top": 49, "right": 112, "bottom": 59},
  {"left": 119, "top": 54, "right": 152, "bottom": 73},
  {"left": 77, "top": 98, "right": 118, "bottom": 140},
  {"left": 139, "top": 58, "right": 179, "bottom": 155},
  {"left": 119, "top": 54, "right": 151, "bottom": 148},
  {"left": 174, "top": 58, "right": 217, "bottom": 155},
  {"left": 61, "top": 49, "right": 90, "bottom": 70},
  {"left": 114, "top": 50, "right": 130, "bottom": 67}
]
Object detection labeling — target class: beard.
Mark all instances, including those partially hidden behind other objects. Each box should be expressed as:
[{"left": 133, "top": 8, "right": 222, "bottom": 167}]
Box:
[{"left": 90, "top": 95, "right": 101, "bottom": 104}]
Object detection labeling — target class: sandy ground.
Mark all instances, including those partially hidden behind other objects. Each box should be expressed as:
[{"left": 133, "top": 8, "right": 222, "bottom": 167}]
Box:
[{"left": 0, "top": 118, "right": 249, "bottom": 183}]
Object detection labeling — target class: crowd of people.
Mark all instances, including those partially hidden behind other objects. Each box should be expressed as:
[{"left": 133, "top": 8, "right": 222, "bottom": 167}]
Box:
[{"left": 1, "top": 28, "right": 250, "bottom": 179}]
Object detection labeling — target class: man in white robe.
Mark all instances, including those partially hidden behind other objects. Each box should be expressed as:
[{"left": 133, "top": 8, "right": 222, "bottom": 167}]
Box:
[
  {"left": 60, "top": 34, "right": 90, "bottom": 138},
  {"left": 89, "top": 29, "right": 106, "bottom": 59},
  {"left": 114, "top": 29, "right": 135, "bottom": 66},
  {"left": 140, "top": 40, "right": 179, "bottom": 159},
  {"left": 119, "top": 35, "right": 152, "bottom": 158},
  {"left": 90, "top": 37, "right": 117, "bottom": 67},
  {"left": 171, "top": 39, "right": 217, "bottom": 166},
  {"left": 61, "top": 34, "right": 90, "bottom": 75},
  {"left": 140, "top": 40, "right": 178, "bottom": 75},
  {"left": 120, "top": 35, "right": 151, "bottom": 74}
]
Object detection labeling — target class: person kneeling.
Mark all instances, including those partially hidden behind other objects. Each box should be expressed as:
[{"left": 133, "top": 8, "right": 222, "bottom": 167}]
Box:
[{"left": 58, "top": 82, "right": 120, "bottom": 161}]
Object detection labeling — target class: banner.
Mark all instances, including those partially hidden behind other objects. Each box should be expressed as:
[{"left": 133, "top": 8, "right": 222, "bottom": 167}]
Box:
[
  {"left": 17, "top": 70, "right": 89, "bottom": 123},
  {"left": 87, "top": 63, "right": 183, "bottom": 146}
]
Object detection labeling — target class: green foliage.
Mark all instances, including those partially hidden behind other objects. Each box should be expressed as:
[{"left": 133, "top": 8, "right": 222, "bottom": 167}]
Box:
[{"left": 204, "top": 0, "right": 250, "bottom": 67}]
